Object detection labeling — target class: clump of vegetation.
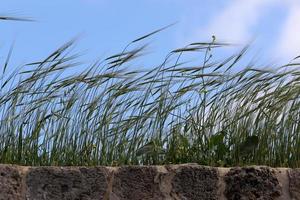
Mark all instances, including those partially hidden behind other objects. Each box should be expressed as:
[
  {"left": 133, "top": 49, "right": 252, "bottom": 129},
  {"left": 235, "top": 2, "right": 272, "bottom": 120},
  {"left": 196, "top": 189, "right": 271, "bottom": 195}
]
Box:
[{"left": 1, "top": 18, "right": 300, "bottom": 167}]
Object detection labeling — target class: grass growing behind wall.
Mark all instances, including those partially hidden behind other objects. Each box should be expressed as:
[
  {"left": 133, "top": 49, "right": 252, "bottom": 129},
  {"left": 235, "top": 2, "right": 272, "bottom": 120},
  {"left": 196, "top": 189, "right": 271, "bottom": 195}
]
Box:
[{"left": 1, "top": 18, "right": 300, "bottom": 167}]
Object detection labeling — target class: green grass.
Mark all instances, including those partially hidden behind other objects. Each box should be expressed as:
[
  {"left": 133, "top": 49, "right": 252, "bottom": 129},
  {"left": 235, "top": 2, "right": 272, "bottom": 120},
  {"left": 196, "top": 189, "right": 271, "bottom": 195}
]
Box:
[{"left": 1, "top": 18, "right": 300, "bottom": 167}]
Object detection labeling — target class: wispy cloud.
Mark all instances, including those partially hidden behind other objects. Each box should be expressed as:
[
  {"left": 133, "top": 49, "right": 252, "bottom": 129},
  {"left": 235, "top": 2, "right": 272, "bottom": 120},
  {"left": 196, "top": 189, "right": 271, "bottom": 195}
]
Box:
[
  {"left": 193, "top": 0, "right": 275, "bottom": 43},
  {"left": 275, "top": 1, "right": 300, "bottom": 59},
  {"left": 180, "top": 0, "right": 300, "bottom": 61}
]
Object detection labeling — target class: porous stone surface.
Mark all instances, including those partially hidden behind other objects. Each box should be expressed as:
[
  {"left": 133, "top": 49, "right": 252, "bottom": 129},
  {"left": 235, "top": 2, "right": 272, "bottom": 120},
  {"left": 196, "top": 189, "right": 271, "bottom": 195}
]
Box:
[
  {"left": 26, "top": 167, "right": 109, "bottom": 200},
  {"left": 224, "top": 166, "right": 282, "bottom": 200},
  {"left": 288, "top": 168, "right": 300, "bottom": 200},
  {"left": 0, "top": 165, "right": 24, "bottom": 200},
  {"left": 111, "top": 166, "right": 164, "bottom": 200},
  {"left": 0, "top": 164, "right": 297, "bottom": 199},
  {"left": 169, "top": 165, "right": 219, "bottom": 200}
]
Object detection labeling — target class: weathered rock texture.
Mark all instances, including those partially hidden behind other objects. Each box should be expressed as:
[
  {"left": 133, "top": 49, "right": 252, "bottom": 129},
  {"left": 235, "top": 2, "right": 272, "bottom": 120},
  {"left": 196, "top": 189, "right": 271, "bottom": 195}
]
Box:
[
  {"left": 169, "top": 165, "right": 219, "bottom": 200},
  {"left": 111, "top": 166, "right": 163, "bottom": 200},
  {"left": 224, "top": 167, "right": 281, "bottom": 199},
  {"left": 0, "top": 164, "right": 299, "bottom": 199},
  {"left": 0, "top": 166, "right": 24, "bottom": 200},
  {"left": 26, "top": 167, "right": 110, "bottom": 200},
  {"left": 288, "top": 169, "right": 300, "bottom": 200}
]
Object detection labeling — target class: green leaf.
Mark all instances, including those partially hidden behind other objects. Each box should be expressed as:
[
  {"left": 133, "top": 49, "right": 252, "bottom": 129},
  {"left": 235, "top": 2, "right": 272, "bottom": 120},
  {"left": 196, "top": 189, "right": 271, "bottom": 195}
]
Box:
[{"left": 240, "top": 135, "right": 259, "bottom": 155}]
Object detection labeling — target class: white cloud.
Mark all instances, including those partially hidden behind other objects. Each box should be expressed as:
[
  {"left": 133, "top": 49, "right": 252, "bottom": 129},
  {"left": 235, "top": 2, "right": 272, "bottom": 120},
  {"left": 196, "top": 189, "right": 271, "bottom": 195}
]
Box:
[
  {"left": 275, "top": 2, "right": 300, "bottom": 59},
  {"left": 193, "top": 0, "right": 275, "bottom": 43},
  {"left": 176, "top": 0, "right": 300, "bottom": 61}
]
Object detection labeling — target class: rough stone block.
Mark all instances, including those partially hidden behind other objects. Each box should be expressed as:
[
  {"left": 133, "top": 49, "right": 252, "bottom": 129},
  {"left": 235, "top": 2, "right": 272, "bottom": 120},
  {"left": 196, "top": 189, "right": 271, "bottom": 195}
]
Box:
[
  {"left": 26, "top": 167, "right": 109, "bottom": 200},
  {"left": 170, "top": 165, "right": 219, "bottom": 200},
  {"left": 224, "top": 166, "right": 281, "bottom": 200},
  {"left": 111, "top": 166, "right": 164, "bottom": 200},
  {"left": 288, "top": 168, "right": 300, "bottom": 200},
  {"left": 0, "top": 165, "right": 24, "bottom": 200}
]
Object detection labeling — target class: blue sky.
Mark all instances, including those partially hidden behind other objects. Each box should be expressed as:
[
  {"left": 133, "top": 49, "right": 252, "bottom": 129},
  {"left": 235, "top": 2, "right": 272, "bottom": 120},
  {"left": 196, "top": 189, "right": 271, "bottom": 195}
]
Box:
[{"left": 1, "top": 0, "right": 300, "bottom": 71}]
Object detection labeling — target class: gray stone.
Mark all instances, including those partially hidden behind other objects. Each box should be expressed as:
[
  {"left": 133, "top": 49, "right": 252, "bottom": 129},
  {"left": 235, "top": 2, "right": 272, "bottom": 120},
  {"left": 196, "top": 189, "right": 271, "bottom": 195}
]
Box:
[
  {"left": 26, "top": 167, "right": 109, "bottom": 200},
  {"left": 170, "top": 165, "right": 219, "bottom": 200},
  {"left": 288, "top": 169, "right": 300, "bottom": 200},
  {"left": 0, "top": 165, "right": 24, "bottom": 200},
  {"left": 111, "top": 166, "right": 164, "bottom": 200},
  {"left": 224, "top": 167, "right": 281, "bottom": 200}
]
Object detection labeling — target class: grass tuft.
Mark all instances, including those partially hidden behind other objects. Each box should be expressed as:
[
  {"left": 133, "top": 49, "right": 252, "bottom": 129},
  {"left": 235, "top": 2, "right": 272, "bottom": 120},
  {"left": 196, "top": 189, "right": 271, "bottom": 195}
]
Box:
[{"left": 1, "top": 21, "right": 300, "bottom": 167}]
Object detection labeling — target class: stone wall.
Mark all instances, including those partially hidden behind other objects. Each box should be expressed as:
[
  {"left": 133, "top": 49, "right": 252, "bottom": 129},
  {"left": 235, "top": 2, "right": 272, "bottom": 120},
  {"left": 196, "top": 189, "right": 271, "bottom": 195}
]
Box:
[{"left": 0, "top": 164, "right": 299, "bottom": 199}]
